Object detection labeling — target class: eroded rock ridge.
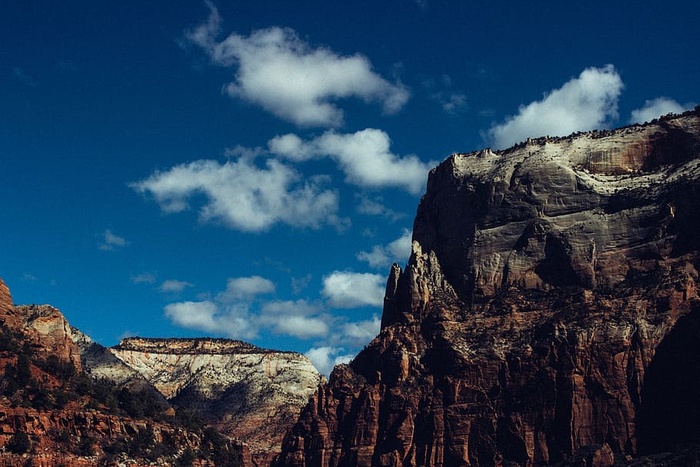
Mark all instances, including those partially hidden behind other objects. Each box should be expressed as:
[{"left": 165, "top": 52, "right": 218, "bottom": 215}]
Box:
[
  {"left": 277, "top": 110, "right": 700, "bottom": 466},
  {"left": 109, "top": 336, "right": 323, "bottom": 465}
]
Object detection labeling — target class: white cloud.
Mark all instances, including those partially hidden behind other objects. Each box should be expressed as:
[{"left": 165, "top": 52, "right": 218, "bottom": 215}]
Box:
[
  {"left": 163, "top": 277, "right": 330, "bottom": 341},
  {"left": 487, "top": 65, "right": 624, "bottom": 149},
  {"left": 218, "top": 276, "right": 275, "bottom": 301},
  {"left": 336, "top": 315, "right": 381, "bottom": 348},
  {"left": 131, "top": 157, "right": 341, "bottom": 232},
  {"left": 98, "top": 230, "right": 128, "bottom": 251},
  {"left": 269, "top": 129, "right": 434, "bottom": 194},
  {"left": 629, "top": 97, "right": 694, "bottom": 124},
  {"left": 164, "top": 301, "right": 220, "bottom": 333},
  {"left": 273, "top": 315, "right": 329, "bottom": 339},
  {"left": 305, "top": 346, "right": 354, "bottom": 376},
  {"left": 260, "top": 300, "right": 328, "bottom": 339},
  {"left": 187, "top": 3, "right": 409, "bottom": 127},
  {"left": 357, "top": 229, "right": 412, "bottom": 269},
  {"left": 356, "top": 196, "right": 405, "bottom": 221},
  {"left": 159, "top": 280, "right": 193, "bottom": 293},
  {"left": 322, "top": 271, "right": 386, "bottom": 308}
]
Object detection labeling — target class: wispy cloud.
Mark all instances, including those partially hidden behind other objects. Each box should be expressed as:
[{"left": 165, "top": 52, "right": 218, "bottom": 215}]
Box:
[
  {"left": 629, "top": 97, "right": 695, "bottom": 124},
  {"left": 424, "top": 74, "right": 467, "bottom": 114},
  {"left": 321, "top": 271, "right": 386, "bottom": 308},
  {"left": 186, "top": 2, "right": 409, "bottom": 127},
  {"left": 487, "top": 64, "right": 624, "bottom": 149},
  {"left": 355, "top": 196, "right": 406, "bottom": 222},
  {"left": 269, "top": 129, "right": 435, "bottom": 194},
  {"left": 131, "top": 272, "right": 157, "bottom": 284},
  {"left": 357, "top": 229, "right": 412, "bottom": 269},
  {"left": 131, "top": 156, "right": 342, "bottom": 232},
  {"left": 159, "top": 279, "right": 193, "bottom": 293},
  {"left": 98, "top": 230, "right": 128, "bottom": 251},
  {"left": 12, "top": 67, "right": 37, "bottom": 87}
]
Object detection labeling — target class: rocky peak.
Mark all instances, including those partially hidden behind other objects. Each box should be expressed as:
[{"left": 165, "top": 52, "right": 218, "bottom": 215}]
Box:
[
  {"left": 16, "top": 304, "right": 83, "bottom": 371},
  {"left": 385, "top": 110, "right": 700, "bottom": 326},
  {"left": 278, "top": 110, "right": 700, "bottom": 466}
]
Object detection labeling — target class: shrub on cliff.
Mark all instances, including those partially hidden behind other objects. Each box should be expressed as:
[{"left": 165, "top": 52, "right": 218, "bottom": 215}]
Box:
[{"left": 6, "top": 431, "right": 30, "bottom": 454}]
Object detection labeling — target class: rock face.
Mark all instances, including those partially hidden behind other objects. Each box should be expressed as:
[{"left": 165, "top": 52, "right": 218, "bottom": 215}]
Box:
[
  {"left": 0, "top": 280, "right": 223, "bottom": 466},
  {"left": 110, "top": 337, "right": 323, "bottom": 465},
  {"left": 17, "top": 305, "right": 83, "bottom": 372},
  {"left": 276, "top": 110, "right": 700, "bottom": 466}
]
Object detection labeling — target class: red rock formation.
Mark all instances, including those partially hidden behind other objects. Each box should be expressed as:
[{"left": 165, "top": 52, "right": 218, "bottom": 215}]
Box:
[
  {"left": 276, "top": 110, "right": 700, "bottom": 466},
  {"left": 18, "top": 305, "right": 83, "bottom": 372},
  {"left": 0, "top": 280, "right": 235, "bottom": 466}
]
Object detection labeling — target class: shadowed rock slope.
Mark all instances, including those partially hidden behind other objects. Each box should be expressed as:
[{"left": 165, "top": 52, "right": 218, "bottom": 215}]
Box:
[{"left": 276, "top": 110, "right": 700, "bottom": 466}]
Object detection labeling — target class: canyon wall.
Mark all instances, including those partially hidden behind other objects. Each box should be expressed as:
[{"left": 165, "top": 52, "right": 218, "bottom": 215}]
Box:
[{"left": 276, "top": 111, "right": 700, "bottom": 466}]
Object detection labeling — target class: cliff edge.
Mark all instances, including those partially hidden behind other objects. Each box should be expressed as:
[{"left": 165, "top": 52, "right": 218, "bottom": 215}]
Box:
[{"left": 276, "top": 110, "right": 700, "bottom": 466}]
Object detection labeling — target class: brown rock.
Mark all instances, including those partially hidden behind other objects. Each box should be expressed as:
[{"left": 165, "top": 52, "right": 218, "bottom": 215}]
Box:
[
  {"left": 276, "top": 110, "right": 700, "bottom": 466},
  {"left": 17, "top": 305, "right": 83, "bottom": 372}
]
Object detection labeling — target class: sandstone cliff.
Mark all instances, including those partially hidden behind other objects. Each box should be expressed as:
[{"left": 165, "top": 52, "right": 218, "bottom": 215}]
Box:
[
  {"left": 0, "top": 279, "right": 235, "bottom": 466},
  {"left": 109, "top": 336, "right": 323, "bottom": 465},
  {"left": 276, "top": 110, "right": 700, "bottom": 466}
]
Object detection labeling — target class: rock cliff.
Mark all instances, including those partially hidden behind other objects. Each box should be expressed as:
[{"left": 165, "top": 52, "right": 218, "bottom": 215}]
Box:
[
  {"left": 0, "top": 277, "right": 322, "bottom": 465},
  {"left": 109, "top": 336, "right": 323, "bottom": 465},
  {"left": 0, "top": 279, "right": 232, "bottom": 466},
  {"left": 276, "top": 110, "right": 700, "bottom": 466}
]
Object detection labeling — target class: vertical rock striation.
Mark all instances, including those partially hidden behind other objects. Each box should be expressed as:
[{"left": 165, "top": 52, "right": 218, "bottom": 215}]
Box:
[{"left": 277, "top": 110, "right": 700, "bottom": 466}]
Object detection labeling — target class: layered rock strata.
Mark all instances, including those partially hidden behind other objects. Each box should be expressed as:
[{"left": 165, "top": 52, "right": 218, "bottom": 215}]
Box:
[
  {"left": 0, "top": 279, "right": 215, "bottom": 466},
  {"left": 277, "top": 110, "right": 700, "bottom": 466},
  {"left": 110, "top": 337, "right": 323, "bottom": 465}
]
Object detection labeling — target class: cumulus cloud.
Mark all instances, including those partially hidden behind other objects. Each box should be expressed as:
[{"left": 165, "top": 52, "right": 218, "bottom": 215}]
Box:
[
  {"left": 159, "top": 280, "right": 193, "bottom": 293},
  {"left": 487, "top": 65, "right": 624, "bottom": 149},
  {"left": 163, "top": 276, "right": 329, "bottom": 341},
  {"left": 357, "top": 229, "right": 412, "bottom": 269},
  {"left": 165, "top": 301, "right": 220, "bottom": 333},
  {"left": 260, "top": 299, "right": 328, "bottom": 339},
  {"left": 217, "top": 276, "right": 275, "bottom": 301},
  {"left": 305, "top": 346, "right": 354, "bottom": 376},
  {"left": 98, "top": 230, "right": 128, "bottom": 251},
  {"left": 321, "top": 271, "right": 386, "bottom": 308},
  {"left": 629, "top": 97, "right": 695, "bottom": 124},
  {"left": 269, "top": 129, "right": 434, "bottom": 194},
  {"left": 131, "top": 157, "right": 341, "bottom": 232},
  {"left": 187, "top": 3, "right": 409, "bottom": 127}
]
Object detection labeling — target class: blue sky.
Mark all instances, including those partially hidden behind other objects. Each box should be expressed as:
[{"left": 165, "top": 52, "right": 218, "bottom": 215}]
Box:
[{"left": 2, "top": 0, "right": 697, "bottom": 374}]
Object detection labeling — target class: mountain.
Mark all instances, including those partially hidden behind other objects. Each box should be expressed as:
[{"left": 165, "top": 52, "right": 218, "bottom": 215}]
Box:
[
  {"left": 275, "top": 110, "right": 700, "bottom": 466},
  {"left": 0, "top": 278, "right": 241, "bottom": 466},
  {"left": 107, "top": 336, "right": 322, "bottom": 465},
  {"left": 0, "top": 277, "right": 321, "bottom": 466}
]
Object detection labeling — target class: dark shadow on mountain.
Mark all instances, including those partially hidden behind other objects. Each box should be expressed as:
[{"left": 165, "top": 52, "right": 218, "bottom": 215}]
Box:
[{"left": 636, "top": 303, "right": 700, "bottom": 454}]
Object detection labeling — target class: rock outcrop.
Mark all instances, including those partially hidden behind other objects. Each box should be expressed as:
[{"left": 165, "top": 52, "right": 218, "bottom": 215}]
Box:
[
  {"left": 276, "top": 110, "right": 700, "bottom": 466},
  {"left": 109, "top": 337, "right": 323, "bottom": 465},
  {"left": 0, "top": 278, "right": 322, "bottom": 466},
  {"left": 0, "top": 280, "right": 229, "bottom": 466}
]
